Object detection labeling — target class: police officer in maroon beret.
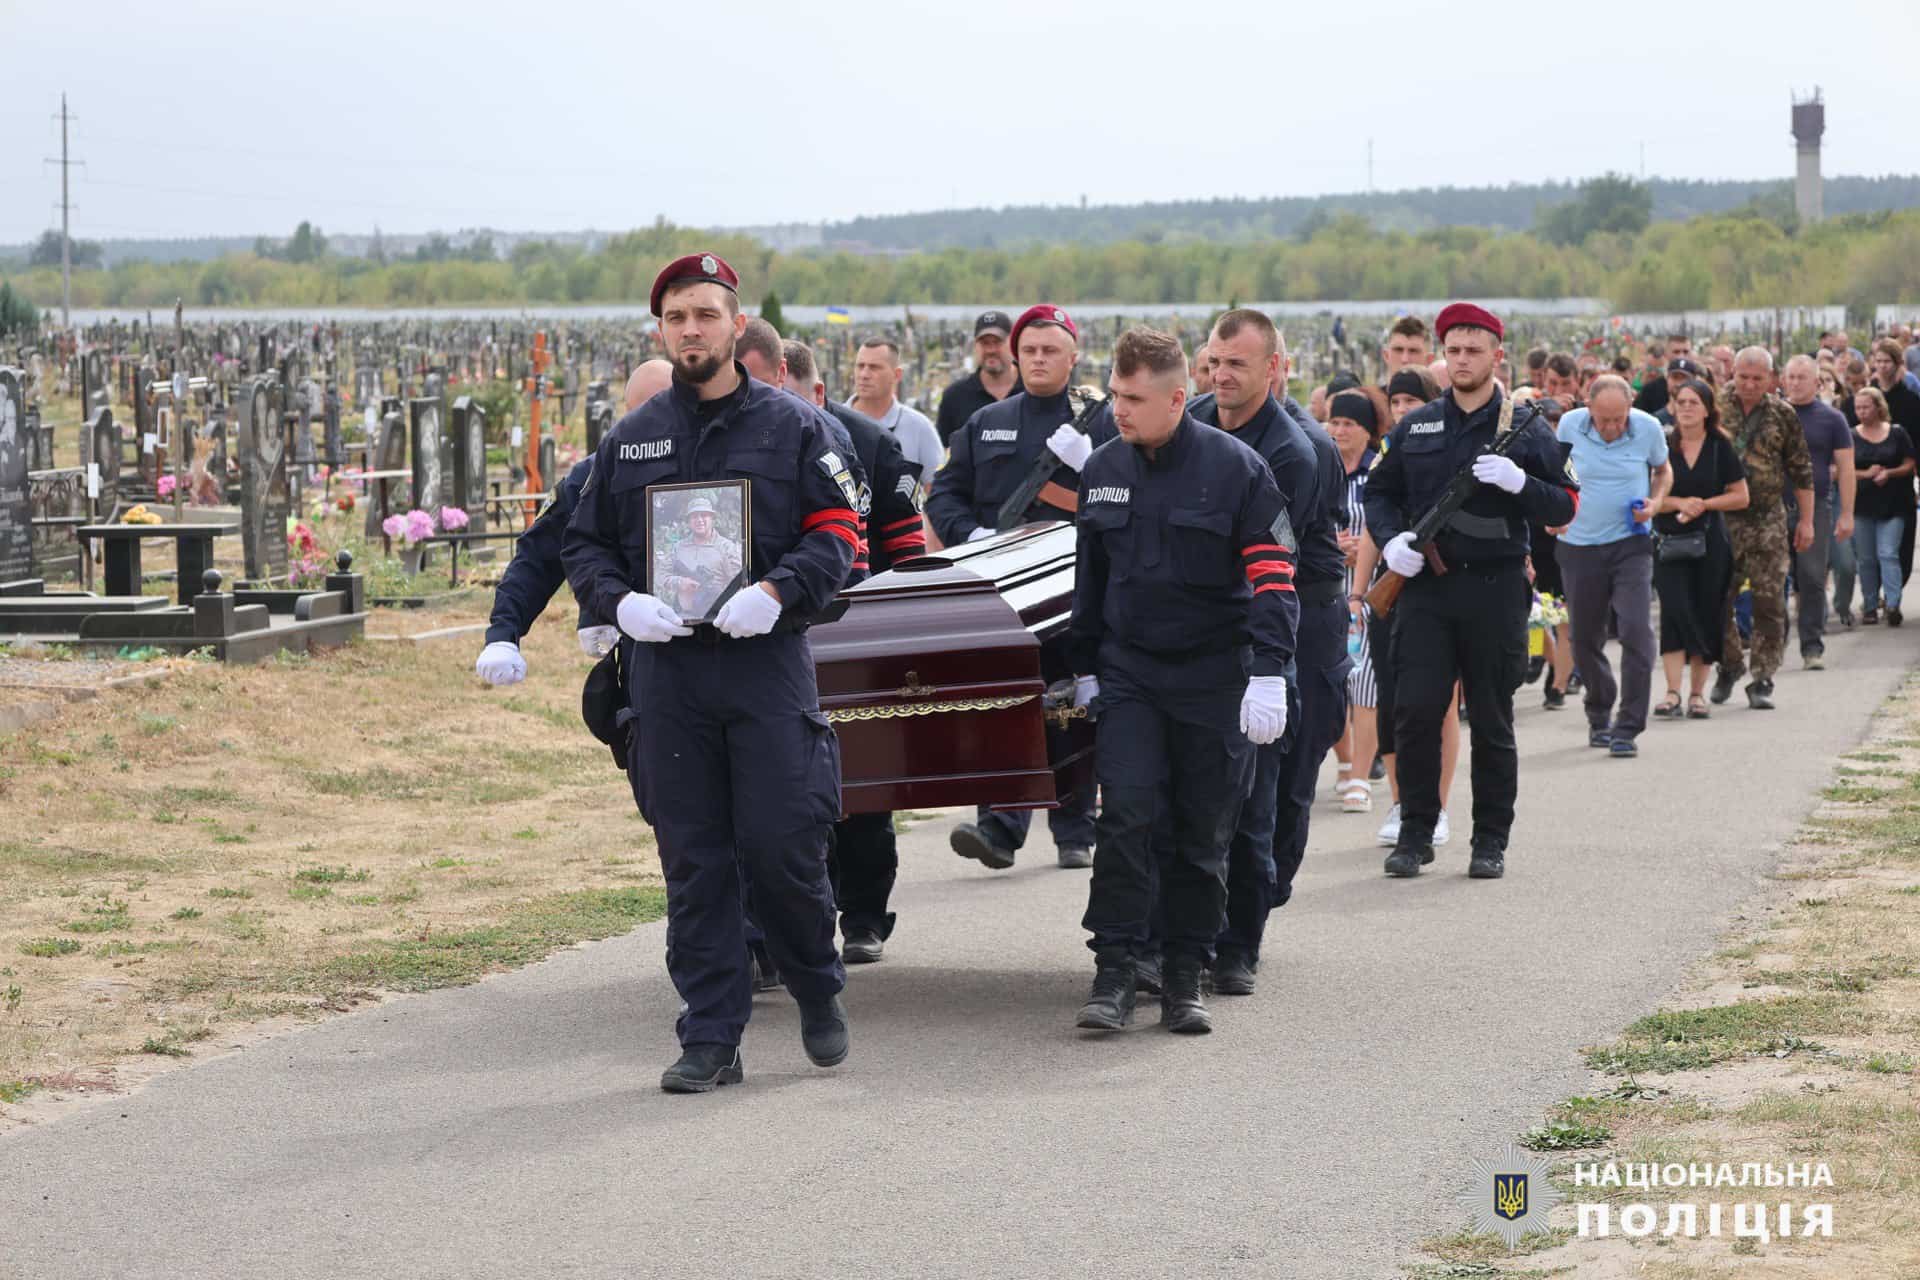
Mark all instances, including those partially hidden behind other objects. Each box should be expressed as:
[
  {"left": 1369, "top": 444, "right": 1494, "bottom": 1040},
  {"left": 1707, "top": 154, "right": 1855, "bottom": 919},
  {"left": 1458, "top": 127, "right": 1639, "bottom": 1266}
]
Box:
[
  {"left": 1363, "top": 303, "right": 1579, "bottom": 880},
  {"left": 926, "top": 303, "right": 1117, "bottom": 872},
  {"left": 564, "top": 252, "right": 861, "bottom": 1093}
]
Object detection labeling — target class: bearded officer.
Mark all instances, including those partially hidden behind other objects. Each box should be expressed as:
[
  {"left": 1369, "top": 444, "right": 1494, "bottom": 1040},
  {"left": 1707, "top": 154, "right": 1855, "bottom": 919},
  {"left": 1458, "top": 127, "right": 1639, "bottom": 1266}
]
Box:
[
  {"left": 1070, "top": 328, "right": 1297, "bottom": 1035},
  {"left": 1364, "top": 302, "right": 1579, "bottom": 880},
  {"left": 563, "top": 252, "right": 860, "bottom": 1093},
  {"left": 474, "top": 359, "right": 673, "bottom": 684},
  {"left": 927, "top": 303, "right": 1115, "bottom": 871}
]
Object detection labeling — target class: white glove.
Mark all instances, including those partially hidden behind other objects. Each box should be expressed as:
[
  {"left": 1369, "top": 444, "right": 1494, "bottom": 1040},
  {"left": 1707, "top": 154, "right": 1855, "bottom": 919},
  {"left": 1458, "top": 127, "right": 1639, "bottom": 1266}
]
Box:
[
  {"left": 965, "top": 527, "right": 996, "bottom": 543},
  {"left": 713, "top": 583, "right": 783, "bottom": 638},
  {"left": 474, "top": 641, "right": 526, "bottom": 686},
  {"left": 1383, "top": 531, "right": 1425, "bottom": 578},
  {"left": 1239, "top": 675, "right": 1288, "bottom": 746},
  {"left": 1047, "top": 424, "right": 1093, "bottom": 471},
  {"left": 1072, "top": 675, "right": 1099, "bottom": 708},
  {"left": 577, "top": 625, "right": 618, "bottom": 657},
  {"left": 616, "top": 592, "right": 693, "bottom": 643},
  {"left": 1472, "top": 453, "right": 1526, "bottom": 494}
]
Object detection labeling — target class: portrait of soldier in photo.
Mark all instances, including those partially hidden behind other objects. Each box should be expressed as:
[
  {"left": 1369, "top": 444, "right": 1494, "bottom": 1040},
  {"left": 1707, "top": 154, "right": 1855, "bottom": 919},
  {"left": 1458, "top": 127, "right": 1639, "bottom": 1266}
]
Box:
[{"left": 650, "top": 485, "right": 746, "bottom": 623}]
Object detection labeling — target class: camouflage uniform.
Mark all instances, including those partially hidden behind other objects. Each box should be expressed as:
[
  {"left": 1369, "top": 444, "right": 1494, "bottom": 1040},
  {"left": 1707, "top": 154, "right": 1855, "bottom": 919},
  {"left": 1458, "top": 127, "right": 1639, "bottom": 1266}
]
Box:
[
  {"left": 667, "top": 534, "right": 743, "bottom": 619},
  {"left": 1718, "top": 388, "right": 1814, "bottom": 684}
]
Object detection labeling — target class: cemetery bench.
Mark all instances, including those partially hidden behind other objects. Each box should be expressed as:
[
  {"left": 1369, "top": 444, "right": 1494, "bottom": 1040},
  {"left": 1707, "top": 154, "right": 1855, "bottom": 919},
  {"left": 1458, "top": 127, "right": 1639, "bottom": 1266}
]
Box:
[
  {"left": 77, "top": 522, "right": 238, "bottom": 606},
  {"left": 413, "top": 530, "right": 525, "bottom": 587}
]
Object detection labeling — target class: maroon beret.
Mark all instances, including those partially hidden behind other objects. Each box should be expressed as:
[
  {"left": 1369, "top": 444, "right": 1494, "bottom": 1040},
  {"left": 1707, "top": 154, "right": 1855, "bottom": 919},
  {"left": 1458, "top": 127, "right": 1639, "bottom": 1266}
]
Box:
[
  {"left": 1434, "top": 302, "right": 1504, "bottom": 342},
  {"left": 1010, "top": 303, "right": 1078, "bottom": 351},
  {"left": 650, "top": 252, "right": 739, "bottom": 317}
]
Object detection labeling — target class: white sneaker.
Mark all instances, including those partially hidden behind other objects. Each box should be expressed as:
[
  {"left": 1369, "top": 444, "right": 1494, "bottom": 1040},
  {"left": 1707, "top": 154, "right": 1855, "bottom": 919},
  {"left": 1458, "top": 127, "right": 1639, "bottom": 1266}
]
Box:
[
  {"left": 1376, "top": 803, "right": 1401, "bottom": 847},
  {"left": 1434, "top": 809, "right": 1452, "bottom": 847}
]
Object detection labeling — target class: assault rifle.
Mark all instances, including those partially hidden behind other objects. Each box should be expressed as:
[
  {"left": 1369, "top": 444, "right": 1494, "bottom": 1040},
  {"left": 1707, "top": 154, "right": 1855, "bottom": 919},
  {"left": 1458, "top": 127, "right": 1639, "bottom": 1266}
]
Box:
[
  {"left": 1364, "top": 394, "right": 1520, "bottom": 620},
  {"left": 993, "top": 386, "right": 1108, "bottom": 532}
]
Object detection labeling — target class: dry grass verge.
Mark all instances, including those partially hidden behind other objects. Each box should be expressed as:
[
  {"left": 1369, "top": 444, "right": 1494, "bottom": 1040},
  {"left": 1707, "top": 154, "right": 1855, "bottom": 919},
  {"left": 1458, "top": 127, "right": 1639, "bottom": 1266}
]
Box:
[
  {"left": 0, "top": 589, "right": 666, "bottom": 1131},
  {"left": 1409, "top": 680, "right": 1920, "bottom": 1279}
]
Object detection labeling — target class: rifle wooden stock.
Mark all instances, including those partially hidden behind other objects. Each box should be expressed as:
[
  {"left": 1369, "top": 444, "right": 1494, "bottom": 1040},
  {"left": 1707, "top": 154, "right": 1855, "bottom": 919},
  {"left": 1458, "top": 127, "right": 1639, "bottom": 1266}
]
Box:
[{"left": 1365, "top": 570, "right": 1407, "bottom": 618}]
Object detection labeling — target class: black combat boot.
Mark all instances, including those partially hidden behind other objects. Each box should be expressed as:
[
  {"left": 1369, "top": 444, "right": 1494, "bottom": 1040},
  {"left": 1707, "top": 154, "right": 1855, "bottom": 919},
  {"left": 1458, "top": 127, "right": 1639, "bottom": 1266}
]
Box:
[
  {"left": 797, "top": 995, "right": 849, "bottom": 1067},
  {"left": 1161, "top": 955, "right": 1212, "bottom": 1035},
  {"left": 661, "top": 1043, "right": 744, "bottom": 1094},
  {"left": 841, "top": 927, "right": 884, "bottom": 965},
  {"left": 1746, "top": 679, "right": 1775, "bottom": 710},
  {"left": 1212, "top": 950, "right": 1257, "bottom": 996},
  {"left": 1710, "top": 666, "right": 1738, "bottom": 704},
  {"left": 1468, "top": 837, "right": 1506, "bottom": 879},
  {"left": 1076, "top": 955, "right": 1137, "bottom": 1030}
]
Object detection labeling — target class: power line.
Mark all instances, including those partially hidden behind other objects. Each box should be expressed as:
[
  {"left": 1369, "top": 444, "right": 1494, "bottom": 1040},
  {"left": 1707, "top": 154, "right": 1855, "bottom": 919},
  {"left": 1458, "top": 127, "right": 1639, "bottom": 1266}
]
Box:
[{"left": 40, "top": 94, "right": 84, "bottom": 329}]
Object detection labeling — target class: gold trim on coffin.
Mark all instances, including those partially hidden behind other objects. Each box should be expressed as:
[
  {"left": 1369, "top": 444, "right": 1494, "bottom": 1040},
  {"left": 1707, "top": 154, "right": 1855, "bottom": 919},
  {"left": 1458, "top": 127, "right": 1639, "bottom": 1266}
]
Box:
[{"left": 827, "top": 694, "right": 1036, "bottom": 723}]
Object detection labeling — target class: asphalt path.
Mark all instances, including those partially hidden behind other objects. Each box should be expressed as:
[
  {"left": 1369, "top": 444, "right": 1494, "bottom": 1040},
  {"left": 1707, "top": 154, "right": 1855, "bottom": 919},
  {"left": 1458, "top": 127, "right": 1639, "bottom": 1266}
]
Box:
[{"left": 2, "top": 622, "right": 1913, "bottom": 1280}]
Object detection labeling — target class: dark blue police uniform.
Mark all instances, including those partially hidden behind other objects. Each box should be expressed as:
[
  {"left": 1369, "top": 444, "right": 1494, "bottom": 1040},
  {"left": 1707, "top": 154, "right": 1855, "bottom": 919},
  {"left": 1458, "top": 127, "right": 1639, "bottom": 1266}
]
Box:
[
  {"left": 1070, "top": 416, "right": 1297, "bottom": 968},
  {"left": 1181, "top": 392, "right": 1348, "bottom": 973},
  {"left": 485, "top": 457, "right": 601, "bottom": 645},
  {"left": 563, "top": 364, "right": 858, "bottom": 1049},
  {"left": 1364, "top": 387, "right": 1577, "bottom": 857},
  {"left": 927, "top": 386, "right": 1118, "bottom": 861}
]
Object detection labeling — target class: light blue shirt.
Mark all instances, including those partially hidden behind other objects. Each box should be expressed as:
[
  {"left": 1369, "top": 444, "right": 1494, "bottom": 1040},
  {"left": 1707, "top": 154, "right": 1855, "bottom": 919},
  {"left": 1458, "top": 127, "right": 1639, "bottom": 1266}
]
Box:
[{"left": 1556, "top": 407, "right": 1670, "bottom": 546}]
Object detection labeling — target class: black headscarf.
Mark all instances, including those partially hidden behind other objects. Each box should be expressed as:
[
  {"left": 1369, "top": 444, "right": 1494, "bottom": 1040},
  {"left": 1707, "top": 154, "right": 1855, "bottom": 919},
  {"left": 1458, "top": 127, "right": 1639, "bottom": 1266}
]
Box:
[
  {"left": 1386, "top": 369, "right": 1432, "bottom": 403},
  {"left": 1328, "top": 390, "right": 1377, "bottom": 432}
]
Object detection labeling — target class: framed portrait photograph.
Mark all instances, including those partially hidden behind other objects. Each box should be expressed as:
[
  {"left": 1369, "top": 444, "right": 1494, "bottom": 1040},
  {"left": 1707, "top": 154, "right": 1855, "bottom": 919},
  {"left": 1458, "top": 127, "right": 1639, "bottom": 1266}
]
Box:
[{"left": 645, "top": 479, "right": 752, "bottom": 625}]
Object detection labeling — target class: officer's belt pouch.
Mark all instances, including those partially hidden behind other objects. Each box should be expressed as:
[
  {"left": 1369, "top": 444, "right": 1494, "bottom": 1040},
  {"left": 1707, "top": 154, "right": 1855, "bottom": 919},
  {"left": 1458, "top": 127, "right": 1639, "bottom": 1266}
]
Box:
[{"left": 1445, "top": 511, "right": 1515, "bottom": 541}]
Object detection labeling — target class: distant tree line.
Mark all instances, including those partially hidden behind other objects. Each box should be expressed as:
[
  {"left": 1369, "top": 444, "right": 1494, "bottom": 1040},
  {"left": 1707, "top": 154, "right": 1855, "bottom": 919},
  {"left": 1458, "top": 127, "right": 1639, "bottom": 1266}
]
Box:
[{"left": 3, "top": 202, "right": 1919, "bottom": 318}]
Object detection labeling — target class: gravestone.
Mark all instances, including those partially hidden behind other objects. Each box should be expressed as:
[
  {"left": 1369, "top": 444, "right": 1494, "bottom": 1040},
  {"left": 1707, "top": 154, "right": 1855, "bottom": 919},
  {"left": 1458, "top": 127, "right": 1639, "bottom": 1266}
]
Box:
[
  {"left": 409, "top": 396, "right": 445, "bottom": 514},
  {"left": 132, "top": 365, "right": 157, "bottom": 483},
  {"left": 322, "top": 383, "right": 343, "bottom": 467},
  {"left": 293, "top": 377, "right": 319, "bottom": 467},
  {"left": 26, "top": 406, "right": 50, "bottom": 472},
  {"left": 586, "top": 379, "right": 612, "bottom": 452},
  {"left": 28, "top": 467, "right": 83, "bottom": 581},
  {"left": 364, "top": 408, "right": 408, "bottom": 538},
  {"left": 451, "top": 395, "right": 488, "bottom": 533},
  {"left": 84, "top": 350, "right": 109, "bottom": 414},
  {"left": 354, "top": 363, "right": 378, "bottom": 410},
  {"left": 81, "top": 407, "right": 121, "bottom": 518},
  {"left": 238, "top": 376, "right": 291, "bottom": 583},
  {"left": 0, "top": 368, "right": 31, "bottom": 580}
]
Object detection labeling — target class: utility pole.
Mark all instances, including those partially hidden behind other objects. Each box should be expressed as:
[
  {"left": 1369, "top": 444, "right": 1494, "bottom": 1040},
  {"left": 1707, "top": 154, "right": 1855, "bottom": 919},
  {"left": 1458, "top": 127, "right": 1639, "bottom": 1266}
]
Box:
[{"left": 60, "top": 96, "right": 71, "bottom": 328}]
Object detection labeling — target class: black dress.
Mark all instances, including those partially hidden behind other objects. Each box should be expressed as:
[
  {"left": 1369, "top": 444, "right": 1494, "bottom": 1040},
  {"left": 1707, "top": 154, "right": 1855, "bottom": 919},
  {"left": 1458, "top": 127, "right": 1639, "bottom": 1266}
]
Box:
[{"left": 1654, "top": 430, "right": 1746, "bottom": 661}]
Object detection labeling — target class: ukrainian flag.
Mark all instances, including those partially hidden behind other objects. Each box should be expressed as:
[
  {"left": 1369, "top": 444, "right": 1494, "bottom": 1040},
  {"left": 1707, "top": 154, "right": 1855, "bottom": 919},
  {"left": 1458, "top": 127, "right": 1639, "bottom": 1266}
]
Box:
[{"left": 826, "top": 306, "right": 851, "bottom": 326}]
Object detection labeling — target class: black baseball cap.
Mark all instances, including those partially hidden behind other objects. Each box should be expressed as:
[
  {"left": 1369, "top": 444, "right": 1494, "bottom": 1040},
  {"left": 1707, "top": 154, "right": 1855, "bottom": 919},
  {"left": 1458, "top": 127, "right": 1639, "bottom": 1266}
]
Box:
[
  {"left": 1667, "top": 356, "right": 1702, "bottom": 376},
  {"left": 974, "top": 310, "right": 1013, "bottom": 339}
]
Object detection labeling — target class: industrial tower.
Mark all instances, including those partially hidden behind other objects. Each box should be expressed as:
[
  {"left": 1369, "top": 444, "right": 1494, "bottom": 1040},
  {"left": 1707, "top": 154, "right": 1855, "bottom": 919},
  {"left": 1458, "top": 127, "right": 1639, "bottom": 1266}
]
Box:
[{"left": 1792, "top": 88, "right": 1824, "bottom": 225}]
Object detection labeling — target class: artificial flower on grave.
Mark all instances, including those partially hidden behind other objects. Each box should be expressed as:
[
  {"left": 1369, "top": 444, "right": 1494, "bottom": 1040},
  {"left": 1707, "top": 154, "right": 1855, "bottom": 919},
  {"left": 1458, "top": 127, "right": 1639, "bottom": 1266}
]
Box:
[
  {"left": 286, "top": 522, "right": 319, "bottom": 557},
  {"left": 336, "top": 492, "right": 356, "bottom": 513},
  {"left": 439, "top": 506, "right": 470, "bottom": 532},
  {"left": 381, "top": 508, "right": 440, "bottom": 548},
  {"left": 122, "top": 505, "right": 163, "bottom": 526},
  {"left": 156, "top": 474, "right": 178, "bottom": 500}
]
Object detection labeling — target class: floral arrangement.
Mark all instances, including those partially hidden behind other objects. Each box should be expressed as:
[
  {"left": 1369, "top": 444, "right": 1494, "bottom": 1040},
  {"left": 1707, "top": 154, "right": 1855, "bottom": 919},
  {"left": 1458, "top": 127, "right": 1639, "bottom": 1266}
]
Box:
[
  {"left": 1528, "top": 591, "right": 1568, "bottom": 630},
  {"left": 382, "top": 509, "right": 437, "bottom": 547},
  {"left": 439, "top": 506, "right": 470, "bottom": 532},
  {"left": 335, "top": 492, "right": 356, "bottom": 513},
  {"left": 122, "top": 505, "right": 163, "bottom": 526},
  {"left": 156, "top": 474, "right": 178, "bottom": 500}
]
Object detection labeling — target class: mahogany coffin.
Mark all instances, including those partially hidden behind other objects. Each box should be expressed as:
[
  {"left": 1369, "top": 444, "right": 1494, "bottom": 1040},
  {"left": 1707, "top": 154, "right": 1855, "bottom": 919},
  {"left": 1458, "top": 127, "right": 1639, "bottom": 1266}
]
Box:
[{"left": 810, "top": 522, "right": 1095, "bottom": 815}]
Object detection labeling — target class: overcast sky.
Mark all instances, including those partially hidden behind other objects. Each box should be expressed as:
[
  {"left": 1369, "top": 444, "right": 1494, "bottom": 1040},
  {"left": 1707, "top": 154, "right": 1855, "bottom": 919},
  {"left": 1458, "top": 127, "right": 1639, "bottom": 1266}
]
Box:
[{"left": 3, "top": 0, "right": 1916, "bottom": 244}]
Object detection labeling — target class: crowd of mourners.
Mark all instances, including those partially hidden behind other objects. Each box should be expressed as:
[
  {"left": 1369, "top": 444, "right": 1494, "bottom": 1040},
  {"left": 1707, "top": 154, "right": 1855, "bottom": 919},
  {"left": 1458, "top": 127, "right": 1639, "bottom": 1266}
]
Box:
[{"left": 1302, "top": 314, "right": 1920, "bottom": 842}]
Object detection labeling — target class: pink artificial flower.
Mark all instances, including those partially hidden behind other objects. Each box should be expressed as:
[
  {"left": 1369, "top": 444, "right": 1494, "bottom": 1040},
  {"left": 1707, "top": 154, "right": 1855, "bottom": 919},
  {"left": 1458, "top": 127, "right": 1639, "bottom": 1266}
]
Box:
[
  {"left": 439, "top": 506, "right": 470, "bottom": 531},
  {"left": 382, "top": 514, "right": 406, "bottom": 541},
  {"left": 156, "top": 474, "right": 177, "bottom": 499},
  {"left": 404, "top": 509, "right": 435, "bottom": 544}
]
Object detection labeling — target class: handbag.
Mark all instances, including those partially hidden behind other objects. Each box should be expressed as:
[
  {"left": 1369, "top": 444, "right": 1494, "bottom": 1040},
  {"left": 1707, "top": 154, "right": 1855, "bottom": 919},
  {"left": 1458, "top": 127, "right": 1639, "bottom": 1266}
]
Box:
[{"left": 1655, "top": 529, "right": 1708, "bottom": 562}]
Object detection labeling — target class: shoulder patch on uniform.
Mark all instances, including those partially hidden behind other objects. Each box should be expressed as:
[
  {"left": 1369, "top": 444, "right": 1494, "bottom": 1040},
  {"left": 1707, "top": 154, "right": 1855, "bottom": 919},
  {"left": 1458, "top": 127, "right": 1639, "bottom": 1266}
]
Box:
[
  {"left": 818, "top": 451, "right": 859, "bottom": 507},
  {"left": 896, "top": 473, "right": 923, "bottom": 512},
  {"left": 1269, "top": 506, "right": 1298, "bottom": 553}
]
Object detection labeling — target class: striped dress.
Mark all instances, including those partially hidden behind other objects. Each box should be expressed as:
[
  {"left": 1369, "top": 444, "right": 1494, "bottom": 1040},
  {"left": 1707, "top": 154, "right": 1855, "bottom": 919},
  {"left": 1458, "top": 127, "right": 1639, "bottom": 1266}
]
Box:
[{"left": 1343, "top": 446, "right": 1379, "bottom": 708}]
